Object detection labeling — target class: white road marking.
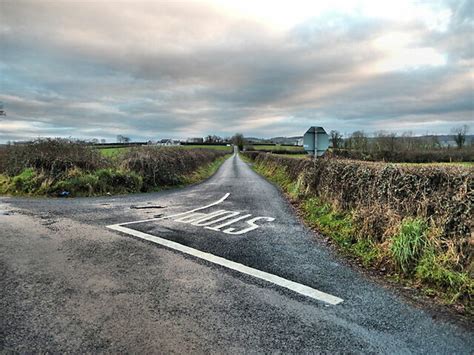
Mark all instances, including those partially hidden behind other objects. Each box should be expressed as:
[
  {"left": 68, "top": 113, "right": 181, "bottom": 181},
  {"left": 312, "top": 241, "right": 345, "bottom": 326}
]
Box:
[
  {"left": 222, "top": 216, "right": 276, "bottom": 235},
  {"left": 119, "top": 193, "right": 231, "bottom": 226},
  {"left": 205, "top": 213, "right": 252, "bottom": 232},
  {"left": 119, "top": 193, "right": 275, "bottom": 236},
  {"left": 106, "top": 224, "right": 344, "bottom": 305},
  {"left": 191, "top": 210, "right": 238, "bottom": 226}
]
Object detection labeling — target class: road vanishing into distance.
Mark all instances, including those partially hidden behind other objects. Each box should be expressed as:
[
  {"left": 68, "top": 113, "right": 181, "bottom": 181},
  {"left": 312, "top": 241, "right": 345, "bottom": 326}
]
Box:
[{"left": 1, "top": 152, "right": 473, "bottom": 353}]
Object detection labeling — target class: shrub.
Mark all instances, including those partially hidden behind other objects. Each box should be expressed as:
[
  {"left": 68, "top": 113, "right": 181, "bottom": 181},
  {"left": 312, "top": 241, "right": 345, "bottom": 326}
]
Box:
[
  {"left": 53, "top": 174, "right": 99, "bottom": 195},
  {"left": 0, "top": 146, "right": 7, "bottom": 172},
  {"left": 94, "top": 169, "right": 143, "bottom": 193},
  {"left": 120, "top": 147, "right": 228, "bottom": 190},
  {"left": 11, "top": 168, "right": 44, "bottom": 194},
  {"left": 2, "top": 138, "right": 108, "bottom": 178},
  {"left": 50, "top": 169, "right": 143, "bottom": 196}
]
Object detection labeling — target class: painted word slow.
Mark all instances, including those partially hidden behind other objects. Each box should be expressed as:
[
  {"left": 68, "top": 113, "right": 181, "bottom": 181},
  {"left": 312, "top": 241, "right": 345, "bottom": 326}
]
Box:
[{"left": 172, "top": 209, "right": 275, "bottom": 235}]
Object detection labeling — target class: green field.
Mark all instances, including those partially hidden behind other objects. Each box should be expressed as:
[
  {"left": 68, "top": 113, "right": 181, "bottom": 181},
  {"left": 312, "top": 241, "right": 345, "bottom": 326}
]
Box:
[
  {"left": 396, "top": 162, "right": 474, "bottom": 168},
  {"left": 98, "top": 147, "right": 130, "bottom": 157},
  {"left": 98, "top": 144, "right": 232, "bottom": 157},
  {"left": 277, "top": 153, "right": 309, "bottom": 159},
  {"left": 180, "top": 145, "right": 232, "bottom": 151},
  {"left": 248, "top": 145, "right": 305, "bottom": 151}
]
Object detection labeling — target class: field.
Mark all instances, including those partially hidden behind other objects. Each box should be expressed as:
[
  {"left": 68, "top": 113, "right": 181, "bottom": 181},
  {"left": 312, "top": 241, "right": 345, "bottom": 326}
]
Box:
[
  {"left": 248, "top": 144, "right": 305, "bottom": 151},
  {"left": 277, "top": 153, "right": 308, "bottom": 159},
  {"left": 98, "top": 147, "right": 130, "bottom": 158},
  {"left": 396, "top": 161, "right": 474, "bottom": 167},
  {"left": 98, "top": 144, "right": 232, "bottom": 158},
  {"left": 179, "top": 144, "right": 232, "bottom": 151}
]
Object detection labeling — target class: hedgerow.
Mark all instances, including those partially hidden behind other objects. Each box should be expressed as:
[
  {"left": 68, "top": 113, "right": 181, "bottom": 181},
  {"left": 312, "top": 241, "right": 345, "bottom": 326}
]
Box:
[
  {"left": 242, "top": 151, "right": 473, "bottom": 310},
  {"left": 2, "top": 138, "right": 108, "bottom": 177},
  {"left": 120, "top": 147, "right": 229, "bottom": 190},
  {"left": 0, "top": 139, "right": 231, "bottom": 196}
]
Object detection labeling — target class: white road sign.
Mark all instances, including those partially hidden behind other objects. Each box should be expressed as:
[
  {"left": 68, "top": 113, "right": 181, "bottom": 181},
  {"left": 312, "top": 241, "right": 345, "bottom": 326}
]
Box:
[{"left": 303, "top": 126, "right": 329, "bottom": 157}]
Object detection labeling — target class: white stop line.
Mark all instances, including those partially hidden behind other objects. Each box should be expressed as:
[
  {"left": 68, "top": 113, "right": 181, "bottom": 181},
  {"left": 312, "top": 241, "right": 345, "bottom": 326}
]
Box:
[{"left": 107, "top": 193, "right": 343, "bottom": 305}]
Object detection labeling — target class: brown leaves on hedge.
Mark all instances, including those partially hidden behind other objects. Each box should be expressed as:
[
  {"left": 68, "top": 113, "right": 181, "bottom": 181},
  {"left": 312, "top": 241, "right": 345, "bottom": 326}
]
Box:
[
  {"left": 2, "top": 138, "right": 108, "bottom": 178},
  {"left": 245, "top": 152, "right": 473, "bottom": 268},
  {"left": 120, "top": 147, "right": 229, "bottom": 190}
]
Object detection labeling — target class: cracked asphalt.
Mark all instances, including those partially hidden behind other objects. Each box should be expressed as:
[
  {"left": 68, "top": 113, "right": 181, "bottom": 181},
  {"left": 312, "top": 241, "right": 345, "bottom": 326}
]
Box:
[{"left": 1, "top": 152, "right": 473, "bottom": 353}]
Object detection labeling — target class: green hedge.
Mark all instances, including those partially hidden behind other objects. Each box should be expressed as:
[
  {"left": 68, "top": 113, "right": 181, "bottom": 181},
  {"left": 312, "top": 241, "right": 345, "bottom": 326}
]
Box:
[{"left": 243, "top": 151, "right": 473, "bottom": 308}]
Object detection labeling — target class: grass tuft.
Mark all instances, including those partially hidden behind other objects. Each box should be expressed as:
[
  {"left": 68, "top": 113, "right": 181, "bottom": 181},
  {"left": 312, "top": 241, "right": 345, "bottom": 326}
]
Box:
[
  {"left": 416, "top": 250, "right": 474, "bottom": 305},
  {"left": 390, "top": 218, "right": 430, "bottom": 274}
]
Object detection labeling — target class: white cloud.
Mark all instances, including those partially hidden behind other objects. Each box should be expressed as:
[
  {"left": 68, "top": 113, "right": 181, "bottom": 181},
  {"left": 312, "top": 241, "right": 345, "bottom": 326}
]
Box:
[
  {"left": 0, "top": 0, "right": 472, "bottom": 142},
  {"left": 371, "top": 32, "right": 447, "bottom": 72}
]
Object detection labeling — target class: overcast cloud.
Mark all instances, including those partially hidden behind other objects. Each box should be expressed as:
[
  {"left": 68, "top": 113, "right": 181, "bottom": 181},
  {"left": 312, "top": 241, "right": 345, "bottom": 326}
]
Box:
[{"left": 0, "top": 0, "right": 472, "bottom": 142}]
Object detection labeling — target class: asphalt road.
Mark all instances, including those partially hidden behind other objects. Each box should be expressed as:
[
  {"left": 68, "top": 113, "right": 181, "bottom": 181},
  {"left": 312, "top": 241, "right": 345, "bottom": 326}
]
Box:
[{"left": 1, "top": 152, "right": 473, "bottom": 353}]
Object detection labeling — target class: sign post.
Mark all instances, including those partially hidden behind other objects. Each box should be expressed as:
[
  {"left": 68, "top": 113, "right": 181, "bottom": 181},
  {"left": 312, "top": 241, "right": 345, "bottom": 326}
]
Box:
[{"left": 303, "top": 126, "right": 329, "bottom": 158}]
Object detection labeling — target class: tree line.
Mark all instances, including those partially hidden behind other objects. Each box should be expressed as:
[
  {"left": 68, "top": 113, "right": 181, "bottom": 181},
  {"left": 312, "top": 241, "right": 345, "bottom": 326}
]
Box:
[{"left": 330, "top": 125, "right": 470, "bottom": 152}]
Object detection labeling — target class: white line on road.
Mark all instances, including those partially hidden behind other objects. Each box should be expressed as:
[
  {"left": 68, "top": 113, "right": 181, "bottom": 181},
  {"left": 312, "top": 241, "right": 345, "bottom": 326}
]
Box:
[
  {"left": 119, "top": 193, "right": 231, "bottom": 226},
  {"left": 106, "top": 223, "right": 344, "bottom": 305}
]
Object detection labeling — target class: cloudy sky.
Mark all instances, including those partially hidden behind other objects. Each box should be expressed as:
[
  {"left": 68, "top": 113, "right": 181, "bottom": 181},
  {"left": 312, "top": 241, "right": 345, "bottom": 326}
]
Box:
[{"left": 0, "top": 0, "right": 472, "bottom": 142}]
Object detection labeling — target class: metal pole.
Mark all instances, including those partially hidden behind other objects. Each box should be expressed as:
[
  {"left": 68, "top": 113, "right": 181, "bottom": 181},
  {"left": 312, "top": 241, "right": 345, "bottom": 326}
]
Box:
[{"left": 314, "top": 131, "right": 318, "bottom": 158}]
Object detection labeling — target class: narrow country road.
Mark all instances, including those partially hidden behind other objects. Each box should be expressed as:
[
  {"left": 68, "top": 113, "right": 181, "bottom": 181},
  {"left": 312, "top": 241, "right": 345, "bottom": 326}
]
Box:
[{"left": 1, "top": 152, "right": 473, "bottom": 353}]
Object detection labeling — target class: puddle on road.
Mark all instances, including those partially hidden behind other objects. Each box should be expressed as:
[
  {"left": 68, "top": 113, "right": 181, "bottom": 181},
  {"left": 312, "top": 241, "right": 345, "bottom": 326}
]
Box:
[
  {"left": 0, "top": 202, "right": 12, "bottom": 215},
  {"left": 0, "top": 209, "right": 13, "bottom": 215}
]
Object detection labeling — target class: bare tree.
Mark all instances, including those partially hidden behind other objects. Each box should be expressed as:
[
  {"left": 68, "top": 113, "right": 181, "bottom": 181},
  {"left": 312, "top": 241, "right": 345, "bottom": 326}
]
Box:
[
  {"left": 232, "top": 133, "right": 245, "bottom": 151},
  {"left": 330, "top": 130, "right": 343, "bottom": 149},
  {"left": 452, "top": 125, "right": 469, "bottom": 149},
  {"left": 350, "top": 131, "right": 368, "bottom": 151},
  {"left": 400, "top": 131, "right": 414, "bottom": 151},
  {"left": 374, "top": 131, "right": 397, "bottom": 153},
  {"left": 117, "top": 135, "right": 131, "bottom": 144}
]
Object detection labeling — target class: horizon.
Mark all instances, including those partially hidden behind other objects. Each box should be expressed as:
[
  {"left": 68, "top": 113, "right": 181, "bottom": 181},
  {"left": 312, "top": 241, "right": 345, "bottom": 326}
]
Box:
[
  {"left": 1, "top": 0, "right": 473, "bottom": 143},
  {"left": 2, "top": 130, "right": 472, "bottom": 145}
]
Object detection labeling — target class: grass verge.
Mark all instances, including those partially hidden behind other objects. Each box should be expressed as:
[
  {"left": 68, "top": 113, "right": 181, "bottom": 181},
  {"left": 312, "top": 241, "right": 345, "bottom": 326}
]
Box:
[{"left": 182, "top": 155, "right": 231, "bottom": 185}]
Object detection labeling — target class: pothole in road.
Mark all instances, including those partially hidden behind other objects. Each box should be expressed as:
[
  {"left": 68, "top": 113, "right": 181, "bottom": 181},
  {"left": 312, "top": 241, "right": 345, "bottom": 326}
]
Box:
[{"left": 0, "top": 203, "right": 13, "bottom": 215}]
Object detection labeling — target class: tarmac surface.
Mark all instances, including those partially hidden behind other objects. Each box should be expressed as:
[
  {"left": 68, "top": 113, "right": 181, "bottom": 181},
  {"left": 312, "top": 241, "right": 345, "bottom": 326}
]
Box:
[{"left": 1, "top": 152, "right": 473, "bottom": 353}]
